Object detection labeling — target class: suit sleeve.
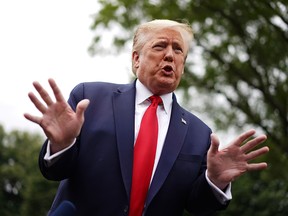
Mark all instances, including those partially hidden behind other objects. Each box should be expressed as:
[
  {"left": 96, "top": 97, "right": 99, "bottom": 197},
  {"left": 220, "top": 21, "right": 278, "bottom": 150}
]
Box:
[
  {"left": 38, "top": 138, "right": 79, "bottom": 181},
  {"left": 186, "top": 171, "right": 229, "bottom": 215}
]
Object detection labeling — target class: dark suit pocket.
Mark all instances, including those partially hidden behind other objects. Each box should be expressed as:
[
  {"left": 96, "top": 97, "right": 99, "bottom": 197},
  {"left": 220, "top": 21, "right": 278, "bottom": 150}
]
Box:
[
  {"left": 168, "top": 154, "right": 204, "bottom": 185},
  {"left": 177, "top": 154, "right": 202, "bottom": 163}
]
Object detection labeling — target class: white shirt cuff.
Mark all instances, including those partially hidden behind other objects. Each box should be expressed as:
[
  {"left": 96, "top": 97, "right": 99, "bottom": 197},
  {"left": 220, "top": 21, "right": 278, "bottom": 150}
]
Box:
[
  {"left": 205, "top": 170, "right": 232, "bottom": 204},
  {"left": 43, "top": 139, "right": 76, "bottom": 167}
]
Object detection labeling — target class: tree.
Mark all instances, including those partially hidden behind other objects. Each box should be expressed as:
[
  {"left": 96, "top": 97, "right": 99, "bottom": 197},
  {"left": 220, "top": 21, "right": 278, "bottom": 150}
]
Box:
[
  {"left": 0, "top": 125, "right": 58, "bottom": 216},
  {"left": 89, "top": 0, "right": 288, "bottom": 215}
]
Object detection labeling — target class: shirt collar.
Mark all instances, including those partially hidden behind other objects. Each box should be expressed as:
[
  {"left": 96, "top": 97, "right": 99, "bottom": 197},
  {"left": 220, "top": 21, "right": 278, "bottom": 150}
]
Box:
[{"left": 135, "top": 79, "right": 173, "bottom": 114}]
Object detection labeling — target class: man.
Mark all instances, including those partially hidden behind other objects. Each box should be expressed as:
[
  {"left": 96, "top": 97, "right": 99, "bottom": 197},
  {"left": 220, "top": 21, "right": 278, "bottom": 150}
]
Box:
[{"left": 24, "top": 19, "right": 269, "bottom": 215}]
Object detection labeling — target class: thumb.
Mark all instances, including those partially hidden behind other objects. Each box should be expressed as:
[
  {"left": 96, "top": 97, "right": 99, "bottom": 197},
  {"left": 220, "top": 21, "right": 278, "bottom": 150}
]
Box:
[
  {"left": 76, "top": 99, "right": 90, "bottom": 119},
  {"left": 209, "top": 133, "right": 220, "bottom": 154}
]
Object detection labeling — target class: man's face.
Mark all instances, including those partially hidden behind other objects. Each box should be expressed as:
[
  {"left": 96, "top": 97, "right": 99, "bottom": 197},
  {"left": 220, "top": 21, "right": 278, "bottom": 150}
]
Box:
[{"left": 133, "top": 28, "right": 187, "bottom": 95}]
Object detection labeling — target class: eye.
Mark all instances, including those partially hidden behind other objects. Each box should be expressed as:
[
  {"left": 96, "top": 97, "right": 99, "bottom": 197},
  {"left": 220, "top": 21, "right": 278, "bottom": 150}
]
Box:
[
  {"left": 152, "top": 42, "right": 166, "bottom": 50},
  {"left": 174, "top": 46, "right": 183, "bottom": 54}
]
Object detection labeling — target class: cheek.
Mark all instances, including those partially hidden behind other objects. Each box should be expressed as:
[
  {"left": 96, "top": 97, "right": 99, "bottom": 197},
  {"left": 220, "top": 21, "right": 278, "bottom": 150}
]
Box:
[
  {"left": 176, "top": 61, "right": 185, "bottom": 75},
  {"left": 140, "top": 56, "right": 159, "bottom": 72}
]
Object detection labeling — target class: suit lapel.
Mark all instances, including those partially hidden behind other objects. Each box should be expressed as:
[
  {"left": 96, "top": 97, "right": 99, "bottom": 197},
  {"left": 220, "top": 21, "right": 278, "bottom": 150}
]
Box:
[
  {"left": 146, "top": 95, "right": 189, "bottom": 206},
  {"left": 113, "top": 82, "right": 136, "bottom": 198},
  {"left": 113, "top": 85, "right": 189, "bottom": 204}
]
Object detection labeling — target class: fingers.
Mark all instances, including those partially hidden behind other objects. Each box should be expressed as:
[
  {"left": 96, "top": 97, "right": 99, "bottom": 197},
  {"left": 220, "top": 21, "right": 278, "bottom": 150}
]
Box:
[
  {"left": 241, "top": 134, "right": 267, "bottom": 153},
  {"left": 27, "top": 91, "right": 47, "bottom": 114},
  {"left": 245, "top": 146, "right": 269, "bottom": 161},
  {"left": 233, "top": 129, "right": 256, "bottom": 146},
  {"left": 32, "top": 78, "right": 65, "bottom": 106},
  {"left": 23, "top": 113, "right": 42, "bottom": 124},
  {"left": 247, "top": 162, "right": 268, "bottom": 171},
  {"left": 25, "top": 78, "right": 65, "bottom": 122},
  {"left": 32, "top": 81, "right": 54, "bottom": 106},
  {"left": 209, "top": 133, "right": 220, "bottom": 154},
  {"left": 76, "top": 99, "right": 90, "bottom": 119},
  {"left": 27, "top": 79, "right": 66, "bottom": 112},
  {"left": 48, "top": 78, "right": 66, "bottom": 102}
]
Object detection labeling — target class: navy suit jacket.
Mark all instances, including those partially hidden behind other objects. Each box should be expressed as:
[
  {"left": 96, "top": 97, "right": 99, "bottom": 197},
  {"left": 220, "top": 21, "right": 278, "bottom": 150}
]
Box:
[{"left": 39, "top": 80, "right": 228, "bottom": 216}]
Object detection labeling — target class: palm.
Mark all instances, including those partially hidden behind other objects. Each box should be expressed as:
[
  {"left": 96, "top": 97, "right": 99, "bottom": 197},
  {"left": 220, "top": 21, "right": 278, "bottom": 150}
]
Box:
[
  {"left": 40, "top": 99, "right": 81, "bottom": 145},
  {"left": 208, "top": 144, "right": 247, "bottom": 183}
]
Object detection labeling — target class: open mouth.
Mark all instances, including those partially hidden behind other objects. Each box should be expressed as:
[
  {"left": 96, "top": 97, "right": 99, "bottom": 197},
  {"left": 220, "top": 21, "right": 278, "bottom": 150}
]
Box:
[{"left": 163, "top": 65, "right": 173, "bottom": 73}]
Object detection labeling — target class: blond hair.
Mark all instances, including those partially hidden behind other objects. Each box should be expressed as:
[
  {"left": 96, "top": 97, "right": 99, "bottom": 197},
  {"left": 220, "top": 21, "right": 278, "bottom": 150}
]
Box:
[{"left": 132, "top": 19, "right": 193, "bottom": 73}]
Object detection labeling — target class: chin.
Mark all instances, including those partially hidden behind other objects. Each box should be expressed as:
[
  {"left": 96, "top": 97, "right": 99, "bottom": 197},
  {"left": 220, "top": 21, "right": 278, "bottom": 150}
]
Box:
[
  {"left": 161, "top": 77, "right": 178, "bottom": 87},
  {"left": 157, "top": 83, "right": 177, "bottom": 94}
]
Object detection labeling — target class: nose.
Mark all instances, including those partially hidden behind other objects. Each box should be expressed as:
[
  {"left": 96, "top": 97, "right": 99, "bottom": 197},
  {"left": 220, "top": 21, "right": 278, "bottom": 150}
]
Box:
[{"left": 164, "top": 46, "right": 174, "bottom": 62}]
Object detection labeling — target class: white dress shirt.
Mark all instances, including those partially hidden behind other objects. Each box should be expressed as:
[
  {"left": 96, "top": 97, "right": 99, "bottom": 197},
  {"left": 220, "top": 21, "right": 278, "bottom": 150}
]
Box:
[{"left": 134, "top": 80, "right": 172, "bottom": 179}]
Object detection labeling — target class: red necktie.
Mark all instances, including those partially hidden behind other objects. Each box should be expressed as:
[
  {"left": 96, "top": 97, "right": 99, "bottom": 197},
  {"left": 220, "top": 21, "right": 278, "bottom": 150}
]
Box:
[{"left": 129, "top": 95, "right": 162, "bottom": 216}]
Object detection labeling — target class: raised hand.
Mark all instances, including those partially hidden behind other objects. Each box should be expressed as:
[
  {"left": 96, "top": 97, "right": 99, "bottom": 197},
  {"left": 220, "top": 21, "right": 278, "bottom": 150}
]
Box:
[
  {"left": 24, "top": 78, "right": 90, "bottom": 154},
  {"left": 207, "top": 129, "right": 269, "bottom": 190}
]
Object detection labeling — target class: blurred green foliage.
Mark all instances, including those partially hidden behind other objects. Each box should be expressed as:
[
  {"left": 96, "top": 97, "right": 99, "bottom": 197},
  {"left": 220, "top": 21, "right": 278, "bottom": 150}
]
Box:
[{"left": 0, "top": 126, "right": 58, "bottom": 216}]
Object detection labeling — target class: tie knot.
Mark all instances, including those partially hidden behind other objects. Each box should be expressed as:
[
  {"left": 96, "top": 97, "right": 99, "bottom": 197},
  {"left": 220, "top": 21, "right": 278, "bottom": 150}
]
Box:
[{"left": 149, "top": 95, "right": 162, "bottom": 106}]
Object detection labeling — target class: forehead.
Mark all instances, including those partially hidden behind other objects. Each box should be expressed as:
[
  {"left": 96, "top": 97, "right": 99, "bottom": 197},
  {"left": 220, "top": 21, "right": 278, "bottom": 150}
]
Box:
[{"left": 149, "top": 28, "right": 184, "bottom": 43}]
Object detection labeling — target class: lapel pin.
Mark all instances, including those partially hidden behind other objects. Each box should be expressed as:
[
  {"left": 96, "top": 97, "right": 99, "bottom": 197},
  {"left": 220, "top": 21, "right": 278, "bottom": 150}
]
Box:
[{"left": 181, "top": 118, "right": 187, "bottom": 125}]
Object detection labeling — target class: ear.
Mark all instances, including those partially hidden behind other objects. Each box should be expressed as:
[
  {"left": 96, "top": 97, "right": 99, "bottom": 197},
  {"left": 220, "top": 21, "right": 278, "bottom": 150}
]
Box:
[{"left": 132, "top": 51, "right": 140, "bottom": 69}]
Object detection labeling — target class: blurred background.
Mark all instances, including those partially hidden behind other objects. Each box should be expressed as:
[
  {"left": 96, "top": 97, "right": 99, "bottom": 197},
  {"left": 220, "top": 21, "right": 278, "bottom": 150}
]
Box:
[{"left": 0, "top": 0, "right": 287, "bottom": 215}]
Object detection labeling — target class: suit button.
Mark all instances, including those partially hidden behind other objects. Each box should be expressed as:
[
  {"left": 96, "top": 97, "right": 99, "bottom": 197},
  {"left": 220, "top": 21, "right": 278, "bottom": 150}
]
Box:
[{"left": 123, "top": 205, "right": 128, "bottom": 214}]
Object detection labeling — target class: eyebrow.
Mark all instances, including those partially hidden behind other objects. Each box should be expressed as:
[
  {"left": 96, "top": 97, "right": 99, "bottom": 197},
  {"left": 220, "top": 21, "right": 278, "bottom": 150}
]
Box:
[{"left": 154, "top": 38, "right": 183, "bottom": 44}]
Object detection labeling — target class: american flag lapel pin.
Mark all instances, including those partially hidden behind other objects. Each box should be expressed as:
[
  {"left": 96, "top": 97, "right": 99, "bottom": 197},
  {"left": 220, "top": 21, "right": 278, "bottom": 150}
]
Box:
[{"left": 181, "top": 118, "right": 187, "bottom": 125}]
